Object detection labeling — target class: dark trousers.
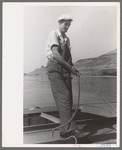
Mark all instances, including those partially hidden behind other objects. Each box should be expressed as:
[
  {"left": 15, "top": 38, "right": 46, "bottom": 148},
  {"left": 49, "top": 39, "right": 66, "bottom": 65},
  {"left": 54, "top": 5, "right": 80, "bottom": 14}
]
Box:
[{"left": 47, "top": 63, "right": 77, "bottom": 133}]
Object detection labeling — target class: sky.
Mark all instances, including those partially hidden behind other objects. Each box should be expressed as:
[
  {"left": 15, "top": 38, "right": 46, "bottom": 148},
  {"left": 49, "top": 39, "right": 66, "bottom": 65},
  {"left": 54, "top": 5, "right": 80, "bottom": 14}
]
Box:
[{"left": 24, "top": 4, "right": 117, "bottom": 73}]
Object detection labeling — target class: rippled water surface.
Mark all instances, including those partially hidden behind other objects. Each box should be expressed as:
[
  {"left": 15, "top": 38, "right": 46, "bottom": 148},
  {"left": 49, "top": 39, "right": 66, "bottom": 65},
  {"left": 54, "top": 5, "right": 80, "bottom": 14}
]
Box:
[{"left": 24, "top": 75, "right": 117, "bottom": 110}]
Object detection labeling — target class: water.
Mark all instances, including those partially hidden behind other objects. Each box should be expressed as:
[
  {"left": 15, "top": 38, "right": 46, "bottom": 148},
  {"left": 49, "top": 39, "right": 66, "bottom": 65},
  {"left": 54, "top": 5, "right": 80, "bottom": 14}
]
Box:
[{"left": 24, "top": 75, "right": 117, "bottom": 110}]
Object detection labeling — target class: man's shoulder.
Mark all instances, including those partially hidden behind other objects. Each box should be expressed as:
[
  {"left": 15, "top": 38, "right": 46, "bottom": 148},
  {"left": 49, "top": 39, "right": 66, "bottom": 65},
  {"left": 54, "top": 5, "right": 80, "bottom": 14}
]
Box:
[{"left": 49, "top": 30, "right": 58, "bottom": 36}]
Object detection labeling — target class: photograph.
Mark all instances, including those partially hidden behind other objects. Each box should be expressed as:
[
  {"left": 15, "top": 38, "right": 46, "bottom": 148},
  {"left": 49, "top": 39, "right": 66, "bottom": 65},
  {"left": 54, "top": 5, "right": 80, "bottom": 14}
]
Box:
[{"left": 2, "top": 2, "right": 120, "bottom": 147}]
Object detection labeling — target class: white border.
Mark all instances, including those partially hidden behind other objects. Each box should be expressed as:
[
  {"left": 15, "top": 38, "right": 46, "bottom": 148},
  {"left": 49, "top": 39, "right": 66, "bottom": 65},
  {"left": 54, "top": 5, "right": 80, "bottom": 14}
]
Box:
[{"left": 2, "top": 2, "right": 120, "bottom": 147}]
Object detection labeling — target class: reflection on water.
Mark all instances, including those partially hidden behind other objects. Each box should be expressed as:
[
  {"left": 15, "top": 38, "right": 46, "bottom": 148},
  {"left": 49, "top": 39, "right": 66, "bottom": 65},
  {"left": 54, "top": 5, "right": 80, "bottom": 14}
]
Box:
[{"left": 24, "top": 75, "right": 117, "bottom": 110}]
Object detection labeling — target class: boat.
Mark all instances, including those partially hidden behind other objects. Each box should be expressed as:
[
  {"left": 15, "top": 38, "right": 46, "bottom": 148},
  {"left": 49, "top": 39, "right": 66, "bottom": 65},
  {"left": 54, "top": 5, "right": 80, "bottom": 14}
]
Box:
[{"left": 23, "top": 103, "right": 116, "bottom": 145}]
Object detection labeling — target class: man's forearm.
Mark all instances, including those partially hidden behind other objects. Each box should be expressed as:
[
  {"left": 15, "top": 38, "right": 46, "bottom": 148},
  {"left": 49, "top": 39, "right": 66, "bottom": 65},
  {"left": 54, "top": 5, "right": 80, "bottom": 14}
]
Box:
[
  {"left": 53, "top": 52, "right": 72, "bottom": 72},
  {"left": 51, "top": 46, "right": 78, "bottom": 75}
]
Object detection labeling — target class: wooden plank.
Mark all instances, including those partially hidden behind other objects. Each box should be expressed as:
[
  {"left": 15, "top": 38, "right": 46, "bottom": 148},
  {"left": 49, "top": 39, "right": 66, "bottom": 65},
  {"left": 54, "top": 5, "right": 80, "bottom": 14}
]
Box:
[
  {"left": 24, "top": 105, "right": 82, "bottom": 115},
  {"left": 24, "top": 117, "right": 116, "bottom": 133},
  {"left": 24, "top": 109, "right": 41, "bottom": 115},
  {"left": 40, "top": 113, "right": 60, "bottom": 123}
]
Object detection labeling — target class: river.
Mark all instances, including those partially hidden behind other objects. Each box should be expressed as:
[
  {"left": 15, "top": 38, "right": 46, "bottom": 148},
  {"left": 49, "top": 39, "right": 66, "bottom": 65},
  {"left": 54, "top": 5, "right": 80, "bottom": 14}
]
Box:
[{"left": 24, "top": 75, "right": 117, "bottom": 112}]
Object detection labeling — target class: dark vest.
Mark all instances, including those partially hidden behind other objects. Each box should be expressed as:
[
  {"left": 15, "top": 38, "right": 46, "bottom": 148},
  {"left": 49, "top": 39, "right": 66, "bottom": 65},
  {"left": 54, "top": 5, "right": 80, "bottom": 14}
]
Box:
[{"left": 58, "top": 35, "right": 72, "bottom": 77}]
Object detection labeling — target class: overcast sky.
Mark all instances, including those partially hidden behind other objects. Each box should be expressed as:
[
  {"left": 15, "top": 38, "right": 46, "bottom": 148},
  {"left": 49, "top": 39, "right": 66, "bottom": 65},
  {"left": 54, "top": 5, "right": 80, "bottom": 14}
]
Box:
[{"left": 24, "top": 4, "right": 117, "bottom": 73}]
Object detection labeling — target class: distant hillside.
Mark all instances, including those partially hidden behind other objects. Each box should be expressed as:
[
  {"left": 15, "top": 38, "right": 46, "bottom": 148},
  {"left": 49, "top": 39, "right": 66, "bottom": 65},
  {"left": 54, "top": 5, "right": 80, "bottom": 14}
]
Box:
[
  {"left": 74, "top": 49, "right": 117, "bottom": 76},
  {"left": 26, "top": 65, "right": 47, "bottom": 76},
  {"left": 26, "top": 49, "right": 117, "bottom": 76}
]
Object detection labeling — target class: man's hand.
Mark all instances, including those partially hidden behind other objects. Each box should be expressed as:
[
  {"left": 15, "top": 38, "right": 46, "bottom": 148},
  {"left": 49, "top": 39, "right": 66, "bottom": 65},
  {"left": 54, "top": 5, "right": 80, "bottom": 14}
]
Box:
[
  {"left": 71, "top": 66, "right": 79, "bottom": 76},
  {"left": 52, "top": 46, "right": 80, "bottom": 75}
]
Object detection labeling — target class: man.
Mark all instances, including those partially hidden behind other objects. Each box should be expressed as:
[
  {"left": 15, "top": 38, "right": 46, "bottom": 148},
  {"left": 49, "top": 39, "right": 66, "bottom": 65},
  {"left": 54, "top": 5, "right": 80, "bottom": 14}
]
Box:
[{"left": 45, "top": 14, "right": 87, "bottom": 138}]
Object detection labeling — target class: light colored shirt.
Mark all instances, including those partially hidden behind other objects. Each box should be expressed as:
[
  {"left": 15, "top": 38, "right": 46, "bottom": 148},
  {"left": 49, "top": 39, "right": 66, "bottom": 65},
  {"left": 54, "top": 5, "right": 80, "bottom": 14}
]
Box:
[{"left": 45, "top": 29, "right": 71, "bottom": 61}]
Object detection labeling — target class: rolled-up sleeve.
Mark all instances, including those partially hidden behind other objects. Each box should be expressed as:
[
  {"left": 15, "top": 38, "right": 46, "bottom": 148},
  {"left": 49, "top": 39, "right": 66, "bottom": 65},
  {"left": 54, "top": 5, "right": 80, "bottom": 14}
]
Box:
[
  {"left": 49, "top": 31, "right": 59, "bottom": 48},
  {"left": 45, "top": 31, "right": 59, "bottom": 59}
]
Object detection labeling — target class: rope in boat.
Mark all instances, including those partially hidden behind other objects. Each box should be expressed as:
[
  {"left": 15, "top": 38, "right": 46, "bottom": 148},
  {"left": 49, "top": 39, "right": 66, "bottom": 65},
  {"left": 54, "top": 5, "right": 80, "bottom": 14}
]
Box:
[
  {"left": 51, "top": 73, "right": 81, "bottom": 143},
  {"left": 51, "top": 73, "right": 116, "bottom": 141}
]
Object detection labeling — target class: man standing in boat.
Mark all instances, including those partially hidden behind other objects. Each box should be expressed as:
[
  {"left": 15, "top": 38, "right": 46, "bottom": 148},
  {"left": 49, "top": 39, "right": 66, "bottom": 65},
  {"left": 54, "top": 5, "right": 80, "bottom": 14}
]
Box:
[{"left": 45, "top": 14, "right": 87, "bottom": 138}]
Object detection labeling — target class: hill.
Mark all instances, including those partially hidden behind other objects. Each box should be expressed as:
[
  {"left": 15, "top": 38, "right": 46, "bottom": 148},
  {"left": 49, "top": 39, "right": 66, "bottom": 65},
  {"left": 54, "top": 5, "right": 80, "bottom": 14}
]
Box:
[
  {"left": 74, "top": 49, "right": 117, "bottom": 76},
  {"left": 25, "top": 49, "right": 117, "bottom": 76},
  {"left": 26, "top": 65, "right": 47, "bottom": 76}
]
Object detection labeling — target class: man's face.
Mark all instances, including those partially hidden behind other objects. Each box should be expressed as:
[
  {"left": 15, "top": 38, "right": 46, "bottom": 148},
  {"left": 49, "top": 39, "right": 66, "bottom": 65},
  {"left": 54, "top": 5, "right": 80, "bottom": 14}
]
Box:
[{"left": 59, "top": 20, "right": 71, "bottom": 33}]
